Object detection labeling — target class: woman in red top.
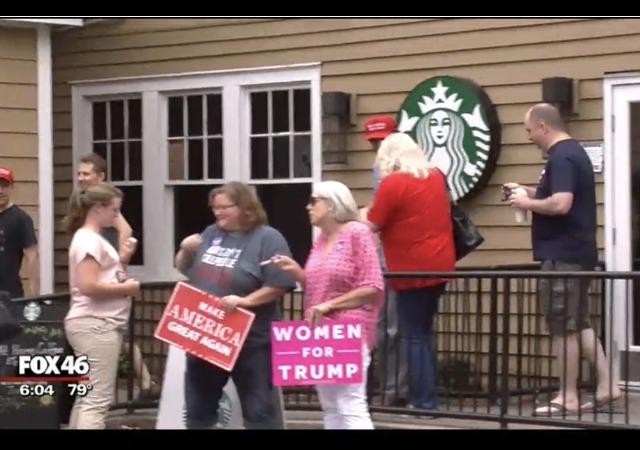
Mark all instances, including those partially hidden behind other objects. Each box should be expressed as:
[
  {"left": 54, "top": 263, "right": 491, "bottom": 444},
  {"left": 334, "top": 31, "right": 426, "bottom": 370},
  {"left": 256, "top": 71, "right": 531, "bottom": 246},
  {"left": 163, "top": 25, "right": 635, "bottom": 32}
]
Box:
[{"left": 365, "top": 132, "right": 455, "bottom": 412}]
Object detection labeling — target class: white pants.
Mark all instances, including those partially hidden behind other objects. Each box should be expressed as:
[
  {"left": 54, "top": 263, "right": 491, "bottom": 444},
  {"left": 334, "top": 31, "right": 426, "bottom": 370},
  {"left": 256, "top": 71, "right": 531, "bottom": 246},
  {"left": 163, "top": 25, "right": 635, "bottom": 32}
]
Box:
[{"left": 315, "top": 346, "right": 374, "bottom": 430}]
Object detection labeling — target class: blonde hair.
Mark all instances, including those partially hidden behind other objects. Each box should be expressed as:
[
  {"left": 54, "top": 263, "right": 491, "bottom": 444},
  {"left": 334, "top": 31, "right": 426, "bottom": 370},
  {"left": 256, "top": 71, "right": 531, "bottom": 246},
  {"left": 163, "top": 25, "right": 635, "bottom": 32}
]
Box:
[
  {"left": 313, "top": 180, "right": 359, "bottom": 223},
  {"left": 375, "top": 132, "right": 434, "bottom": 179},
  {"left": 63, "top": 183, "right": 123, "bottom": 235}
]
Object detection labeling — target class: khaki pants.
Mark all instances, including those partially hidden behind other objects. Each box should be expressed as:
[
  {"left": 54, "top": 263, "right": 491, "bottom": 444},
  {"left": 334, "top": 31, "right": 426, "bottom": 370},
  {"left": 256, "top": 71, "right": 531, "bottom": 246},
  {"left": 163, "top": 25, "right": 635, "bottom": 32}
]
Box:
[{"left": 64, "top": 317, "right": 123, "bottom": 429}]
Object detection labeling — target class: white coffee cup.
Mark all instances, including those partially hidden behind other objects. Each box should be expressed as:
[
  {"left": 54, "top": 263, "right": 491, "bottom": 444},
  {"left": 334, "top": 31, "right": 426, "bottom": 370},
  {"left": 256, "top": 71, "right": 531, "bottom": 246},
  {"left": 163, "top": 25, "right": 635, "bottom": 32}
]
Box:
[{"left": 512, "top": 187, "right": 528, "bottom": 223}]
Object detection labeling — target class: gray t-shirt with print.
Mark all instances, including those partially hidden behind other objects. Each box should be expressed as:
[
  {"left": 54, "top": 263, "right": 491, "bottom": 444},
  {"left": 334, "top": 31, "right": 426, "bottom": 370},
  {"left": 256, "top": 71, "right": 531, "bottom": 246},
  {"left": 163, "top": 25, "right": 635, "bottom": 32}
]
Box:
[{"left": 185, "top": 224, "right": 297, "bottom": 348}]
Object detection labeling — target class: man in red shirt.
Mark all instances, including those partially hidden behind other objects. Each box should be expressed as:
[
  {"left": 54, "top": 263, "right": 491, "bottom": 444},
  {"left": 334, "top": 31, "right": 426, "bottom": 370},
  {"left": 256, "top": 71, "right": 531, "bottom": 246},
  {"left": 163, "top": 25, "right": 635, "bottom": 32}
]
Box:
[{"left": 364, "top": 115, "right": 408, "bottom": 407}]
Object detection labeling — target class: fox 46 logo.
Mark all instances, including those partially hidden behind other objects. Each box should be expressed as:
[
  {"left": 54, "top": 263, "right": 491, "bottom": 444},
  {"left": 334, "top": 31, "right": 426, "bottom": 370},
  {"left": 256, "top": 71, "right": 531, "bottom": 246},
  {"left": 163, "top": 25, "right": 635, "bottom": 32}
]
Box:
[{"left": 18, "top": 354, "right": 90, "bottom": 380}]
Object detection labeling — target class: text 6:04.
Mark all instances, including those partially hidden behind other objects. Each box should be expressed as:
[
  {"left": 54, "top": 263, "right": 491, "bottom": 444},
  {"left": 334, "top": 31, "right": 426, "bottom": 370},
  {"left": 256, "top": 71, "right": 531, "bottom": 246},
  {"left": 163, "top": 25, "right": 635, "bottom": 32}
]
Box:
[{"left": 20, "top": 384, "right": 55, "bottom": 397}]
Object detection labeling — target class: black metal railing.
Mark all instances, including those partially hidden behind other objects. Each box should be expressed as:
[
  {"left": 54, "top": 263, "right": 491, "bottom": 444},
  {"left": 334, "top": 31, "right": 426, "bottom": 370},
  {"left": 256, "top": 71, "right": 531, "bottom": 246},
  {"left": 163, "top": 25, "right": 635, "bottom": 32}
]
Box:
[{"left": 4, "top": 262, "right": 640, "bottom": 429}]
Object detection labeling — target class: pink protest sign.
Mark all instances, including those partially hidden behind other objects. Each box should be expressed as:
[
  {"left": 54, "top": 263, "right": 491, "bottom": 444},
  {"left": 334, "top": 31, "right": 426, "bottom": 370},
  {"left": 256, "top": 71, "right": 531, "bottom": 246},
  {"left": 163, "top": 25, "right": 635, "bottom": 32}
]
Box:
[{"left": 270, "top": 319, "right": 364, "bottom": 386}]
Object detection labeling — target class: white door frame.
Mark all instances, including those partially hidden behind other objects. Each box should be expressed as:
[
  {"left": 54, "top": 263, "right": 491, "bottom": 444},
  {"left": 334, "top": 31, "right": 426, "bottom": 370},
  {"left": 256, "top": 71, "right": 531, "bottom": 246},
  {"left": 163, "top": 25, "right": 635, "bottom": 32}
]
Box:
[{"left": 604, "top": 73, "right": 640, "bottom": 386}]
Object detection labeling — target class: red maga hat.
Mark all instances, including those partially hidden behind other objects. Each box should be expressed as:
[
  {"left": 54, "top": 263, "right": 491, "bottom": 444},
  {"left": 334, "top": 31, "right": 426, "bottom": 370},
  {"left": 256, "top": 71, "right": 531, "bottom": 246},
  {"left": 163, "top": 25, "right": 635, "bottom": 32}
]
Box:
[{"left": 364, "top": 115, "right": 397, "bottom": 141}]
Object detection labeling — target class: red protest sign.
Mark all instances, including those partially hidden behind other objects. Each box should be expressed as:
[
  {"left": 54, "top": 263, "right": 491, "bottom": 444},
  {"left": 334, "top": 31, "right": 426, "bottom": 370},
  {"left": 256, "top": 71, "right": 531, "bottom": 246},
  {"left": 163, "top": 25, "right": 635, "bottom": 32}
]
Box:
[{"left": 154, "top": 282, "right": 255, "bottom": 372}]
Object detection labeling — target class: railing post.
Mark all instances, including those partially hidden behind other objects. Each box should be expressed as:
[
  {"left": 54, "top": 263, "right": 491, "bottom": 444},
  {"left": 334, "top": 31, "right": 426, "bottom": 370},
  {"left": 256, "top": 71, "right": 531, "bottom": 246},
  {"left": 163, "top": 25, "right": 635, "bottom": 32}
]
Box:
[
  {"left": 488, "top": 276, "right": 499, "bottom": 405},
  {"left": 499, "top": 275, "right": 511, "bottom": 429}
]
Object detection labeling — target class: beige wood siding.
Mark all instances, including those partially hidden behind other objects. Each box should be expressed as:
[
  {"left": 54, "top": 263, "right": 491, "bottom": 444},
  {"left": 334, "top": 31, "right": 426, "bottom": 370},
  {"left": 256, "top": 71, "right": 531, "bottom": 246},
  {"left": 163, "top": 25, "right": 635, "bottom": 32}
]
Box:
[
  {"left": 51, "top": 18, "right": 640, "bottom": 387},
  {"left": 51, "top": 18, "right": 629, "bottom": 288},
  {"left": 0, "top": 26, "right": 38, "bottom": 283}
]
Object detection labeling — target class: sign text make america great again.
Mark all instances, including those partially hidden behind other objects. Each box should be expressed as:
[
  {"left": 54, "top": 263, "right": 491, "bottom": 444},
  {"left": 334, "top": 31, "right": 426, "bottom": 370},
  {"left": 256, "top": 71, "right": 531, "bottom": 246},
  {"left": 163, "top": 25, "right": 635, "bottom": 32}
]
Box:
[{"left": 154, "top": 282, "right": 255, "bottom": 371}]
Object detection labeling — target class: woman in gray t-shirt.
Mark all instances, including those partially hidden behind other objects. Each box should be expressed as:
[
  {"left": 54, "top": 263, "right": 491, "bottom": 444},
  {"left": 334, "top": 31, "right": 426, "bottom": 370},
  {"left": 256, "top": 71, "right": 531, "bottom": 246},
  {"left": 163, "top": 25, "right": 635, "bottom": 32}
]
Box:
[{"left": 175, "top": 182, "right": 296, "bottom": 429}]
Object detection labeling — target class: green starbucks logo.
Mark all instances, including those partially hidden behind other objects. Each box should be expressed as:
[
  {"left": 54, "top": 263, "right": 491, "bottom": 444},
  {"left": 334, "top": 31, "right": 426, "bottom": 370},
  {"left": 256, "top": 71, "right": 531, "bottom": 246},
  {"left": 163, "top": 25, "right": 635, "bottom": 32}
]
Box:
[{"left": 397, "top": 76, "right": 501, "bottom": 202}]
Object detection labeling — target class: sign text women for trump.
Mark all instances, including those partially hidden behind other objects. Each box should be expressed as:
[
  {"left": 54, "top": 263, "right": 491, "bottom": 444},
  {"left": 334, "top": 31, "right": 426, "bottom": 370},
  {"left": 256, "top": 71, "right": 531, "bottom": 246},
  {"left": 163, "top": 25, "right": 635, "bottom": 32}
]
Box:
[{"left": 270, "top": 320, "right": 363, "bottom": 386}]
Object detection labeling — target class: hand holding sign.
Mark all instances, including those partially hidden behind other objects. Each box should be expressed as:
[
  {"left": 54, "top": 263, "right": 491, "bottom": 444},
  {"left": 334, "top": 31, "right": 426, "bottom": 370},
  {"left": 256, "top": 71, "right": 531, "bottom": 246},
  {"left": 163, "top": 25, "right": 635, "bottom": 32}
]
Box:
[
  {"left": 220, "top": 295, "right": 244, "bottom": 313},
  {"left": 307, "top": 303, "right": 332, "bottom": 329}
]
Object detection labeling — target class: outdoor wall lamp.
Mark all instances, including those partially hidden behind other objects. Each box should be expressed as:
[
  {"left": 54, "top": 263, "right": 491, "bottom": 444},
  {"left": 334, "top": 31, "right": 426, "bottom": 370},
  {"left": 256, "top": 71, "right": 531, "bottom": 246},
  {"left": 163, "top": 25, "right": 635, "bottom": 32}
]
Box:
[
  {"left": 322, "top": 91, "right": 356, "bottom": 164},
  {"left": 541, "top": 77, "right": 578, "bottom": 117}
]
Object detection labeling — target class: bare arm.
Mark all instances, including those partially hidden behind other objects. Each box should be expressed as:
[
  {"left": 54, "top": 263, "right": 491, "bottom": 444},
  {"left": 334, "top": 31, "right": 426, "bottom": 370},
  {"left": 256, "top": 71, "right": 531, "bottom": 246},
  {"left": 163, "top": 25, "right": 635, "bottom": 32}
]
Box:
[
  {"left": 523, "top": 192, "right": 573, "bottom": 216},
  {"left": 23, "top": 245, "right": 39, "bottom": 296},
  {"left": 242, "top": 286, "right": 288, "bottom": 308},
  {"left": 114, "top": 213, "right": 133, "bottom": 263},
  {"left": 175, "top": 249, "right": 195, "bottom": 274},
  {"left": 322, "top": 286, "right": 379, "bottom": 312}
]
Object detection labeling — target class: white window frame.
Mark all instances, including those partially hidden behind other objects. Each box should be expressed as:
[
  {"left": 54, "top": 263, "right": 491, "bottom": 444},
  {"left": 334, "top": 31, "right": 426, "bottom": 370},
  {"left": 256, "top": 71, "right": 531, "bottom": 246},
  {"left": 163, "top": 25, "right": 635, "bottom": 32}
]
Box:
[{"left": 71, "top": 63, "right": 322, "bottom": 282}]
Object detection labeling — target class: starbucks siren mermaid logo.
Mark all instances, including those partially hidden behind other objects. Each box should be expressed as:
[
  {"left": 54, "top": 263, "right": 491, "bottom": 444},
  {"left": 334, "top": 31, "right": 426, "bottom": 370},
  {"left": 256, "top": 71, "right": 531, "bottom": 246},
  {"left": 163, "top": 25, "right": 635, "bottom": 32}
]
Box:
[{"left": 397, "top": 78, "right": 494, "bottom": 202}]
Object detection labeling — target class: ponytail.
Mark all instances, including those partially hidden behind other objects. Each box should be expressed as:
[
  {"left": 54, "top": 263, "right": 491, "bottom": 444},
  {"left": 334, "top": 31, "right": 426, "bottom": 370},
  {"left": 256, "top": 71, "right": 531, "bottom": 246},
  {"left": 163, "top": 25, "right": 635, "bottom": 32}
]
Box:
[
  {"left": 62, "top": 183, "right": 123, "bottom": 236},
  {"left": 63, "top": 190, "right": 88, "bottom": 236}
]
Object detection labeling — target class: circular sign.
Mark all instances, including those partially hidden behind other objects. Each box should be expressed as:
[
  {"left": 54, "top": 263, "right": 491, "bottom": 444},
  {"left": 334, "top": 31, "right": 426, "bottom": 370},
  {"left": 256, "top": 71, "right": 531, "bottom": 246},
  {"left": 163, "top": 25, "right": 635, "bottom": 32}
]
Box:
[
  {"left": 23, "top": 301, "right": 41, "bottom": 321},
  {"left": 396, "top": 75, "right": 502, "bottom": 202}
]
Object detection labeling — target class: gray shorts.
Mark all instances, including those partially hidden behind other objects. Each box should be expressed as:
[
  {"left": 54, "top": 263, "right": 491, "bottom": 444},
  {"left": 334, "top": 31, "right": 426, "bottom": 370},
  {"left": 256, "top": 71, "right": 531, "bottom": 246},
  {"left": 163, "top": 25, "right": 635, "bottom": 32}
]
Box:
[{"left": 538, "top": 260, "right": 593, "bottom": 336}]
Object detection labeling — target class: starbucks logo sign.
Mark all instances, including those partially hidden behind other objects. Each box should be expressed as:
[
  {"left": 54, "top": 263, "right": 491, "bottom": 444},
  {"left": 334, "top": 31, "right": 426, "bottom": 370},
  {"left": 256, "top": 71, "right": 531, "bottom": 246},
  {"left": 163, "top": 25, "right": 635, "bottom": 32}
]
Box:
[{"left": 397, "top": 76, "right": 501, "bottom": 202}]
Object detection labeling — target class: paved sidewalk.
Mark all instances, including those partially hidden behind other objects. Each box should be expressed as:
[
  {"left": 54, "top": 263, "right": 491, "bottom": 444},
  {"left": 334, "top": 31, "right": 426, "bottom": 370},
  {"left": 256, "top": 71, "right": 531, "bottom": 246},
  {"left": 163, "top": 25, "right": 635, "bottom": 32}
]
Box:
[{"left": 105, "top": 408, "right": 571, "bottom": 430}]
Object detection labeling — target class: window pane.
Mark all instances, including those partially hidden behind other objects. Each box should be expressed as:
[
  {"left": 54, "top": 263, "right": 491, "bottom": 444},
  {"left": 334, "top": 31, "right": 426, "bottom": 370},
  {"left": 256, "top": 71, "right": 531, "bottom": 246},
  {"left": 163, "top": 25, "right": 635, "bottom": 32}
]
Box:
[
  {"left": 129, "top": 141, "right": 143, "bottom": 181},
  {"left": 187, "top": 139, "right": 204, "bottom": 181},
  {"left": 254, "top": 183, "right": 312, "bottom": 266},
  {"left": 119, "top": 185, "right": 144, "bottom": 266},
  {"left": 93, "top": 142, "right": 107, "bottom": 161},
  {"left": 251, "top": 92, "right": 268, "bottom": 134},
  {"left": 293, "top": 135, "right": 312, "bottom": 178},
  {"left": 187, "top": 95, "right": 203, "bottom": 137},
  {"left": 109, "top": 100, "right": 125, "bottom": 140},
  {"left": 111, "top": 142, "right": 125, "bottom": 182},
  {"left": 293, "top": 89, "right": 311, "bottom": 132},
  {"left": 128, "top": 99, "right": 142, "bottom": 139},
  {"left": 272, "top": 136, "right": 290, "bottom": 179},
  {"left": 92, "top": 101, "right": 107, "bottom": 141},
  {"left": 272, "top": 90, "right": 289, "bottom": 133},
  {"left": 207, "top": 138, "right": 223, "bottom": 179},
  {"left": 168, "top": 140, "right": 185, "bottom": 181},
  {"left": 173, "top": 185, "right": 219, "bottom": 254},
  {"left": 207, "top": 94, "right": 222, "bottom": 136},
  {"left": 168, "top": 96, "right": 184, "bottom": 138},
  {"left": 250, "top": 137, "right": 269, "bottom": 179}
]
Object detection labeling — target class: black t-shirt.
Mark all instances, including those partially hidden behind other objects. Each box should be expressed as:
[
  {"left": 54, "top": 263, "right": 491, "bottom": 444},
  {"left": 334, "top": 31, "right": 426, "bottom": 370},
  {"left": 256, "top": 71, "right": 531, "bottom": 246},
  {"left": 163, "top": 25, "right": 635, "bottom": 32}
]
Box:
[
  {"left": 0, "top": 205, "right": 38, "bottom": 298},
  {"left": 531, "top": 139, "right": 598, "bottom": 266}
]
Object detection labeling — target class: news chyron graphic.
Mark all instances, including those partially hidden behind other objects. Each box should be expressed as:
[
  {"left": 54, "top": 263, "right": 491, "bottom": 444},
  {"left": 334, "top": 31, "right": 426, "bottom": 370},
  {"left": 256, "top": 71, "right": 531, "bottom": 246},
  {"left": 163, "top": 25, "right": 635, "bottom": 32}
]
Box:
[{"left": 0, "top": 354, "right": 93, "bottom": 398}]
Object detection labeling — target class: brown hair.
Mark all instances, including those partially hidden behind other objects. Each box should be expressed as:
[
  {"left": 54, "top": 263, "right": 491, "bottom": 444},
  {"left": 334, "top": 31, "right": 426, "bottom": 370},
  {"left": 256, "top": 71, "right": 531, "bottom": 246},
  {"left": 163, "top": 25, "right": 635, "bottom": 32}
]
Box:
[
  {"left": 209, "top": 181, "right": 268, "bottom": 231},
  {"left": 63, "top": 183, "right": 123, "bottom": 235},
  {"left": 79, "top": 153, "right": 108, "bottom": 177}
]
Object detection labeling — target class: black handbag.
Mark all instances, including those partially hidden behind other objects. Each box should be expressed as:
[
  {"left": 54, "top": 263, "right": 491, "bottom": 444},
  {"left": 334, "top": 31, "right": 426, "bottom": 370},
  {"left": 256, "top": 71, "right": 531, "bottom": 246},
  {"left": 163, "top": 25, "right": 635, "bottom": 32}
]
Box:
[
  {"left": 0, "top": 291, "right": 22, "bottom": 343},
  {"left": 437, "top": 170, "right": 485, "bottom": 261},
  {"left": 450, "top": 201, "right": 484, "bottom": 261}
]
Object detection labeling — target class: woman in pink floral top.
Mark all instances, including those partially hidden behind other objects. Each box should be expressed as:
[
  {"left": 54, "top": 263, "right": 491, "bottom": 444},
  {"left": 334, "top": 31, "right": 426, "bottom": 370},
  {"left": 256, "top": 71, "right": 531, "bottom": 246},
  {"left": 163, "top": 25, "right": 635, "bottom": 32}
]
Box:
[{"left": 269, "top": 180, "right": 384, "bottom": 429}]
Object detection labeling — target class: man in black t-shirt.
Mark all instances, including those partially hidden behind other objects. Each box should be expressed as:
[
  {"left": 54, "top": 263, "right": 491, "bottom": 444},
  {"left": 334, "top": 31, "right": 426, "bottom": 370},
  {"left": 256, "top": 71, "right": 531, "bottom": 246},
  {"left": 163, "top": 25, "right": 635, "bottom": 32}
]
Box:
[
  {"left": 77, "top": 154, "right": 135, "bottom": 263},
  {"left": 0, "top": 167, "right": 39, "bottom": 299},
  {"left": 507, "top": 103, "right": 621, "bottom": 415}
]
